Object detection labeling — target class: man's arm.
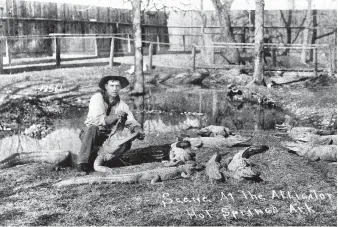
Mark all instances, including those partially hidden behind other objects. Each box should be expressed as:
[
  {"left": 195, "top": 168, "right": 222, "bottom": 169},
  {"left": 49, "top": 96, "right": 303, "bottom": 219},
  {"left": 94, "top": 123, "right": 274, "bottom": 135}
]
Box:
[
  {"left": 119, "top": 102, "right": 145, "bottom": 140},
  {"left": 85, "top": 93, "right": 107, "bottom": 127},
  {"left": 85, "top": 93, "right": 118, "bottom": 127}
]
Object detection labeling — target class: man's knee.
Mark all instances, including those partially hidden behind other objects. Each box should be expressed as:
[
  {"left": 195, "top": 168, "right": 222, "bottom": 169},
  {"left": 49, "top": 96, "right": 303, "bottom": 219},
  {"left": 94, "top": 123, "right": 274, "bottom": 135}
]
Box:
[{"left": 80, "top": 125, "right": 99, "bottom": 141}]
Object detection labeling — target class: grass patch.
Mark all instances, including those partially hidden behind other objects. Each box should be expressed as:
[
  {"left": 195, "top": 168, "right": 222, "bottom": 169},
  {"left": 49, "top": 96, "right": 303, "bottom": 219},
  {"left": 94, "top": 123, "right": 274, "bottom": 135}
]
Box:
[{"left": 0, "top": 133, "right": 336, "bottom": 226}]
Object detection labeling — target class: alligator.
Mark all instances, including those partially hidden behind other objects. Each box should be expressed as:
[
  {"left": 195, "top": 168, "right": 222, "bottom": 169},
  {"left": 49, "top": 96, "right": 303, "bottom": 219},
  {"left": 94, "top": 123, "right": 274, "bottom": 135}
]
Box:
[
  {"left": 54, "top": 162, "right": 204, "bottom": 187},
  {"left": 0, "top": 150, "right": 71, "bottom": 169},
  {"left": 163, "top": 141, "right": 195, "bottom": 167},
  {"left": 205, "top": 145, "right": 269, "bottom": 181},
  {"left": 281, "top": 141, "right": 337, "bottom": 162},
  {"left": 225, "top": 145, "right": 269, "bottom": 180},
  {"left": 281, "top": 127, "right": 337, "bottom": 162},
  {"left": 93, "top": 117, "right": 142, "bottom": 173}
]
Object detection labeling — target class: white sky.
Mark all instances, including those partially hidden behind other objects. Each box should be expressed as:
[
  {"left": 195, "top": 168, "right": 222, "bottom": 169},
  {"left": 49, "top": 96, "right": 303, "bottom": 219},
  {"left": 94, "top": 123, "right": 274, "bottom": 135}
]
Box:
[{"left": 24, "top": 0, "right": 337, "bottom": 10}]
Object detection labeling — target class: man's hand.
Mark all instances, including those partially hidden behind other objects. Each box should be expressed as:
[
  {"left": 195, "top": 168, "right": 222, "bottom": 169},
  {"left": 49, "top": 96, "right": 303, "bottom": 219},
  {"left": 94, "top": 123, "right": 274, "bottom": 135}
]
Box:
[
  {"left": 105, "top": 111, "right": 128, "bottom": 125},
  {"left": 117, "top": 111, "right": 128, "bottom": 121},
  {"left": 133, "top": 126, "right": 145, "bottom": 140}
]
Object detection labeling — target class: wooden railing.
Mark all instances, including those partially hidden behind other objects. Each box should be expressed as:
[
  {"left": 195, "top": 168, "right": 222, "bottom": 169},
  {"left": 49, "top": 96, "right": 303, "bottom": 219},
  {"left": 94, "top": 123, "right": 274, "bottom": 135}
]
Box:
[{"left": 0, "top": 34, "right": 336, "bottom": 75}]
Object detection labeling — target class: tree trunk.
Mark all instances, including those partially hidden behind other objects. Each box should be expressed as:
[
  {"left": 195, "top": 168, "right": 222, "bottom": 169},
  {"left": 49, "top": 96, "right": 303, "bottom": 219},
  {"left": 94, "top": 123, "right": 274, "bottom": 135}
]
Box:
[
  {"left": 309, "top": 9, "right": 317, "bottom": 62},
  {"left": 210, "top": 0, "right": 240, "bottom": 64},
  {"left": 301, "top": 0, "right": 312, "bottom": 64},
  {"left": 280, "top": 10, "right": 292, "bottom": 56},
  {"left": 253, "top": 0, "right": 264, "bottom": 85},
  {"left": 200, "top": 13, "right": 215, "bottom": 64},
  {"left": 132, "top": 0, "right": 144, "bottom": 95}
]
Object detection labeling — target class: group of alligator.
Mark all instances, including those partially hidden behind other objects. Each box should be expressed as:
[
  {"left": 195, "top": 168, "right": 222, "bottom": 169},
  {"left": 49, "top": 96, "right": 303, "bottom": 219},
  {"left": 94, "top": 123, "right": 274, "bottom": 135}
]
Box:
[{"left": 0, "top": 119, "right": 336, "bottom": 187}]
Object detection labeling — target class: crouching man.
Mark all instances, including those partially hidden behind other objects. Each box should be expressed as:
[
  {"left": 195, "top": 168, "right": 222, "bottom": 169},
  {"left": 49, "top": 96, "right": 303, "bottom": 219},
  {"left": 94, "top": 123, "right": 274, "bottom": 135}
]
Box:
[{"left": 77, "top": 75, "right": 145, "bottom": 174}]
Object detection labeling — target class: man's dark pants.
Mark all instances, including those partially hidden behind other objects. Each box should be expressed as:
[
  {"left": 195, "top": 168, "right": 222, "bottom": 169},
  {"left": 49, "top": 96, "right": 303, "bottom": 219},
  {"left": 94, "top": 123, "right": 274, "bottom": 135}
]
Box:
[{"left": 78, "top": 126, "right": 109, "bottom": 168}]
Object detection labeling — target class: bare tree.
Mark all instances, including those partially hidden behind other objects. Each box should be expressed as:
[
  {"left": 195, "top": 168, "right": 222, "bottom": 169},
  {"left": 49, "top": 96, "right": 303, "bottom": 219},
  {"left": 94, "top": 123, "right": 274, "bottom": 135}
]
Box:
[
  {"left": 309, "top": 9, "right": 317, "bottom": 62},
  {"left": 210, "top": 0, "right": 240, "bottom": 64},
  {"left": 252, "top": 0, "right": 264, "bottom": 85},
  {"left": 280, "top": 10, "right": 292, "bottom": 55},
  {"left": 301, "top": 0, "right": 312, "bottom": 64},
  {"left": 131, "top": 0, "right": 144, "bottom": 95}
]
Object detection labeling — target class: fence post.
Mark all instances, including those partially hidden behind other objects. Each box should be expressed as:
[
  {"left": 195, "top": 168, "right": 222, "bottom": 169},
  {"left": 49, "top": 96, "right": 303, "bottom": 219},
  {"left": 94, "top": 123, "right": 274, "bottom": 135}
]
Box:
[
  {"left": 328, "top": 46, "right": 333, "bottom": 76},
  {"left": 272, "top": 47, "right": 277, "bottom": 67},
  {"left": 199, "top": 90, "right": 202, "bottom": 113},
  {"left": 148, "top": 43, "right": 153, "bottom": 72},
  {"left": 242, "top": 27, "right": 246, "bottom": 43},
  {"left": 127, "top": 34, "right": 131, "bottom": 53},
  {"left": 54, "top": 37, "right": 61, "bottom": 67},
  {"left": 313, "top": 47, "right": 317, "bottom": 77},
  {"left": 156, "top": 35, "right": 160, "bottom": 52},
  {"left": 0, "top": 39, "right": 3, "bottom": 74},
  {"left": 212, "top": 90, "right": 218, "bottom": 119},
  {"left": 109, "top": 37, "right": 115, "bottom": 67},
  {"left": 330, "top": 45, "right": 336, "bottom": 73},
  {"left": 212, "top": 45, "right": 215, "bottom": 64},
  {"left": 95, "top": 35, "right": 100, "bottom": 57},
  {"left": 183, "top": 35, "right": 186, "bottom": 51},
  {"left": 5, "top": 38, "right": 11, "bottom": 65},
  {"left": 192, "top": 46, "right": 196, "bottom": 71}
]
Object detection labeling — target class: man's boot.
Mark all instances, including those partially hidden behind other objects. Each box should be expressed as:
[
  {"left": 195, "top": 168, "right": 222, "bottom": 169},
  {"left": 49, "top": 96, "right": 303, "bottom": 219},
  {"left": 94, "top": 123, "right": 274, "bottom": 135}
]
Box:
[{"left": 76, "top": 163, "right": 91, "bottom": 175}]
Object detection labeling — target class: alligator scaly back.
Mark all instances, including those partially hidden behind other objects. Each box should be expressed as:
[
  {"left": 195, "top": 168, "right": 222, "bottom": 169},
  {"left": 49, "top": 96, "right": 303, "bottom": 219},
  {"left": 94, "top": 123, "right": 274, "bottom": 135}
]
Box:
[{"left": 54, "top": 162, "right": 204, "bottom": 187}]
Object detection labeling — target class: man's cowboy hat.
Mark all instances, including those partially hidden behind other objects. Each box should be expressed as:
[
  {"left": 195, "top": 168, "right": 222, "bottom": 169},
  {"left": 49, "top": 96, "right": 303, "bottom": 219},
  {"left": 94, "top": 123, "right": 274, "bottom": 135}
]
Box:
[{"left": 99, "top": 75, "right": 130, "bottom": 90}]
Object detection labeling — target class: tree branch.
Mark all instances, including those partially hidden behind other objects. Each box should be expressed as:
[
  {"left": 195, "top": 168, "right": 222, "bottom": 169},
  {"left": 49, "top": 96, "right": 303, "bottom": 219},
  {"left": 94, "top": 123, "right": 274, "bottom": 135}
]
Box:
[{"left": 315, "top": 30, "right": 337, "bottom": 40}]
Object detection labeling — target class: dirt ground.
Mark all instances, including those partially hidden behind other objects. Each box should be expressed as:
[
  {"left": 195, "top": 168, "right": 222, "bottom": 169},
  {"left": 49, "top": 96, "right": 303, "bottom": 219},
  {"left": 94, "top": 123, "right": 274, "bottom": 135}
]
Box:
[{"left": 0, "top": 64, "right": 336, "bottom": 226}]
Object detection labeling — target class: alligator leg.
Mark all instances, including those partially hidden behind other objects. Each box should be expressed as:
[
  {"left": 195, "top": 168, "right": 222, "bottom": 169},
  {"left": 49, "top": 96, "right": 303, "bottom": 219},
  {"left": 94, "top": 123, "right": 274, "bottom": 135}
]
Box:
[
  {"left": 151, "top": 175, "right": 161, "bottom": 184},
  {"left": 181, "top": 171, "right": 191, "bottom": 178}
]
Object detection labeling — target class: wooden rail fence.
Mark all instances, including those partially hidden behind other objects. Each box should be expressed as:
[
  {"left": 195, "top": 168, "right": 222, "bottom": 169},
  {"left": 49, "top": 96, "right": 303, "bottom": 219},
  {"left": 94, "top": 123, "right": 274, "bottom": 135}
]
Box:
[{"left": 0, "top": 34, "right": 336, "bottom": 75}]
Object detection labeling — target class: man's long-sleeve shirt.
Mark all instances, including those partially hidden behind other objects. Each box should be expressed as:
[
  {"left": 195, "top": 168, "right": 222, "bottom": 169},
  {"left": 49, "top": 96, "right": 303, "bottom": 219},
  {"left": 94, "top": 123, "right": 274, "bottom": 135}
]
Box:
[{"left": 84, "top": 92, "right": 140, "bottom": 131}]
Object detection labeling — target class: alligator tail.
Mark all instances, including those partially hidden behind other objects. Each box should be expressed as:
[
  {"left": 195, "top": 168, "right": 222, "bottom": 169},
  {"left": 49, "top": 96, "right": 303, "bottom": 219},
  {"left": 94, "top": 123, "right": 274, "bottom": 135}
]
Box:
[
  {"left": 0, "top": 150, "right": 71, "bottom": 169},
  {"left": 54, "top": 174, "right": 141, "bottom": 187}
]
